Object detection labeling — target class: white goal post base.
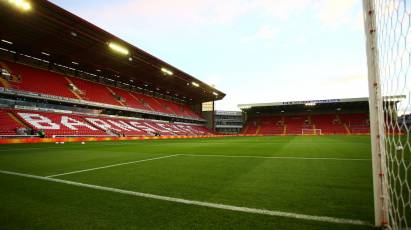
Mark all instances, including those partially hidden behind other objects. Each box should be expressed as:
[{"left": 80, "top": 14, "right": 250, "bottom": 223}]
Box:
[{"left": 301, "top": 129, "right": 322, "bottom": 135}]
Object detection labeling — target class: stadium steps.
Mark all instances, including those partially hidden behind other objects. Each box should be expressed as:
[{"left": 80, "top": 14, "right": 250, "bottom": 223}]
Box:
[
  {"left": 128, "top": 93, "right": 153, "bottom": 111},
  {"left": 255, "top": 125, "right": 261, "bottom": 134},
  {"left": 106, "top": 87, "right": 127, "bottom": 107},
  {"left": 283, "top": 125, "right": 287, "bottom": 135},
  {"left": 7, "top": 112, "right": 27, "bottom": 127},
  {"left": 242, "top": 125, "right": 249, "bottom": 134},
  {"left": 344, "top": 123, "right": 351, "bottom": 134},
  {"left": 152, "top": 98, "right": 176, "bottom": 115},
  {"left": 0, "top": 78, "right": 10, "bottom": 88},
  {"left": 64, "top": 77, "right": 83, "bottom": 100},
  {"left": 0, "top": 111, "right": 27, "bottom": 135}
]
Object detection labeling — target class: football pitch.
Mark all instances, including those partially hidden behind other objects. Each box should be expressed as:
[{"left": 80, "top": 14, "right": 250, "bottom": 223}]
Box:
[{"left": 0, "top": 136, "right": 377, "bottom": 229}]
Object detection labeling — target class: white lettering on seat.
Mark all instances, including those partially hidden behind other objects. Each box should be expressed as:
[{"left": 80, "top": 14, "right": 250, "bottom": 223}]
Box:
[
  {"left": 17, "top": 113, "right": 60, "bottom": 130},
  {"left": 156, "top": 123, "right": 177, "bottom": 134},
  {"left": 107, "top": 120, "right": 140, "bottom": 131},
  {"left": 129, "top": 121, "right": 158, "bottom": 133},
  {"left": 85, "top": 118, "right": 121, "bottom": 131},
  {"left": 61, "top": 116, "right": 98, "bottom": 130}
]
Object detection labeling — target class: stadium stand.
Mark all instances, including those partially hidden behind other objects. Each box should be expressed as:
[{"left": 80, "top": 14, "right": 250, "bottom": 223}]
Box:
[
  {"left": 0, "top": 110, "right": 26, "bottom": 135},
  {"left": 242, "top": 113, "right": 370, "bottom": 135},
  {"left": 68, "top": 77, "right": 123, "bottom": 106},
  {"left": 311, "top": 114, "right": 347, "bottom": 134},
  {"left": 0, "top": 61, "right": 78, "bottom": 99},
  {"left": 8, "top": 109, "right": 209, "bottom": 137},
  {"left": 340, "top": 114, "right": 370, "bottom": 134},
  {"left": 0, "top": 60, "right": 203, "bottom": 120},
  {"left": 284, "top": 116, "right": 308, "bottom": 135},
  {"left": 258, "top": 116, "right": 284, "bottom": 135}
]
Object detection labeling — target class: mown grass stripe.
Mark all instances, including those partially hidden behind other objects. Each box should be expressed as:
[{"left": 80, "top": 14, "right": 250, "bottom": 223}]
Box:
[{"left": 0, "top": 170, "right": 372, "bottom": 227}]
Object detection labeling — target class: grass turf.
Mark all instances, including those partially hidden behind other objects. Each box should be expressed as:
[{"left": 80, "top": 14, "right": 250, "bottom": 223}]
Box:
[{"left": 0, "top": 136, "right": 378, "bottom": 229}]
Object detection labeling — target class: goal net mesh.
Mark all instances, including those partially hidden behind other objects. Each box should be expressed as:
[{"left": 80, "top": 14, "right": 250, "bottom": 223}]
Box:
[{"left": 364, "top": 0, "right": 411, "bottom": 228}]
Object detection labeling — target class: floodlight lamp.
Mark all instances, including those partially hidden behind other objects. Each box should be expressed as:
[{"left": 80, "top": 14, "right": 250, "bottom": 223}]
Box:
[
  {"left": 1, "top": 39, "right": 13, "bottom": 44},
  {"left": 305, "top": 102, "right": 316, "bottom": 106},
  {"left": 161, "top": 67, "right": 173, "bottom": 76},
  {"left": 108, "top": 42, "right": 129, "bottom": 55},
  {"left": 191, "top": 82, "right": 200, "bottom": 87},
  {"left": 8, "top": 0, "right": 31, "bottom": 11}
]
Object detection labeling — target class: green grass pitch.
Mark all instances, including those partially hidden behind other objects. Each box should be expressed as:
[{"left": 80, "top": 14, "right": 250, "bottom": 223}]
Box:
[{"left": 0, "top": 136, "right": 380, "bottom": 229}]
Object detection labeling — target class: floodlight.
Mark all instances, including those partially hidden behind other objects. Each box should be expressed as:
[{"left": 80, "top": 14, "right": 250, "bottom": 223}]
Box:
[
  {"left": 212, "top": 92, "right": 218, "bottom": 96},
  {"left": 8, "top": 0, "right": 31, "bottom": 11},
  {"left": 191, "top": 82, "right": 200, "bottom": 87},
  {"left": 41, "top": 52, "right": 50, "bottom": 56},
  {"left": 1, "top": 39, "right": 13, "bottom": 44},
  {"left": 305, "top": 102, "right": 316, "bottom": 106},
  {"left": 161, "top": 67, "right": 173, "bottom": 76},
  {"left": 108, "top": 42, "right": 129, "bottom": 55}
]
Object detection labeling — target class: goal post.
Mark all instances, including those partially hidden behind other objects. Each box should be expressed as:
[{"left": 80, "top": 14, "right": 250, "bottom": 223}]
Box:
[
  {"left": 301, "top": 129, "right": 321, "bottom": 135},
  {"left": 363, "top": 0, "right": 411, "bottom": 228}
]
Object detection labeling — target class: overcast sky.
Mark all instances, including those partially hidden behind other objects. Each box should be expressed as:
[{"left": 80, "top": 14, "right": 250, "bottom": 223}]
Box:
[{"left": 50, "top": 0, "right": 368, "bottom": 111}]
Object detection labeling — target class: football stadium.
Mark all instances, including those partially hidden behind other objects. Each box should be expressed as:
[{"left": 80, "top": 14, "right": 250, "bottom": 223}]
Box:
[{"left": 0, "top": 1, "right": 410, "bottom": 230}]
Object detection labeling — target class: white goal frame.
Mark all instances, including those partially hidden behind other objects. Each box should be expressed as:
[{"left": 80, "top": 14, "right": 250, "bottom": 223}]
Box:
[
  {"left": 301, "top": 129, "right": 322, "bottom": 135},
  {"left": 362, "top": 0, "right": 410, "bottom": 228},
  {"left": 363, "top": 0, "right": 389, "bottom": 227}
]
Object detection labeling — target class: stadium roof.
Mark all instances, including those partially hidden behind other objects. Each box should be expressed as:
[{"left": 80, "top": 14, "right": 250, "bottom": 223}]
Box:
[
  {"left": 238, "top": 95, "right": 406, "bottom": 110},
  {"left": 238, "top": 97, "right": 370, "bottom": 110},
  {"left": 0, "top": 0, "right": 225, "bottom": 103}
]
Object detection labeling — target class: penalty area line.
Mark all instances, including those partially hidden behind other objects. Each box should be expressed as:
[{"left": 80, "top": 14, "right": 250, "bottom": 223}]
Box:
[
  {"left": 0, "top": 170, "right": 371, "bottom": 227},
  {"left": 46, "top": 154, "right": 180, "bottom": 178}
]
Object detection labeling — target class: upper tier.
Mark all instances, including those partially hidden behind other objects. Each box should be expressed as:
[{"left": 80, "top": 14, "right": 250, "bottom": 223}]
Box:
[{"left": 0, "top": 61, "right": 202, "bottom": 120}]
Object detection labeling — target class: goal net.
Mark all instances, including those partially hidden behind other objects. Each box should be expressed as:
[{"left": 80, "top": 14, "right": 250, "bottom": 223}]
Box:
[
  {"left": 363, "top": 0, "right": 411, "bottom": 228},
  {"left": 301, "top": 129, "right": 321, "bottom": 135}
]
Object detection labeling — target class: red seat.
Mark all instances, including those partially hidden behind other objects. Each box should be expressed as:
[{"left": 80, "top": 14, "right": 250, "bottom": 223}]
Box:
[{"left": 0, "top": 61, "right": 203, "bottom": 120}]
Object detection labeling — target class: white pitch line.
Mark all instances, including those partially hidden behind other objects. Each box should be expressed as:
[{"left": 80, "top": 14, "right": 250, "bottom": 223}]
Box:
[
  {"left": 46, "top": 154, "right": 180, "bottom": 178},
  {"left": 180, "top": 154, "right": 371, "bottom": 161},
  {"left": 0, "top": 170, "right": 371, "bottom": 226}
]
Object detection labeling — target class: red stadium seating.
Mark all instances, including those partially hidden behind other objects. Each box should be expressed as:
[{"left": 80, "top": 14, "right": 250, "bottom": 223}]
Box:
[
  {"left": 311, "top": 115, "right": 347, "bottom": 134},
  {"left": 107, "top": 87, "right": 147, "bottom": 110},
  {"left": 0, "top": 61, "right": 202, "bottom": 119},
  {"left": 0, "top": 61, "right": 78, "bottom": 99},
  {"left": 284, "top": 116, "right": 307, "bottom": 135},
  {"left": 0, "top": 110, "right": 26, "bottom": 135},
  {"left": 241, "top": 117, "right": 259, "bottom": 134},
  {"left": 10, "top": 109, "right": 210, "bottom": 137},
  {"left": 68, "top": 77, "right": 123, "bottom": 106},
  {"left": 258, "top": 116, "right": 284, "bottom": 135},
  {"left": 243, "top": 113, "right": 369, "bottom": 135},
  {"left": 340, "top": 114, "right": 370, "bottom": 134}
]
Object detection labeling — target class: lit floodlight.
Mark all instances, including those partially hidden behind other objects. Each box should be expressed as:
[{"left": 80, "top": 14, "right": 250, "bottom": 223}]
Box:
[
  {"left": 161, "top": 67, "right": 173, "bottom": 76},
  {"left": 191, "top": 82, "right": 200, "bottom": 87},
  {"left": 305, "top": 102, "right": 316, "bottom": 106},
  {"left": 1, "top": 39, "right": 13, "bottom": 44},
  {"left": 8, "top": 0, "right": 31, "bottom": 11},
  {"left": 212, "top": 92, "right": 218, "bottom": 96},
  {"left": 108, "top": 42, "right": 129, "bottom": 55},
  {"left": 41, "top": 52, "right": 50, "bottom": 56}
]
